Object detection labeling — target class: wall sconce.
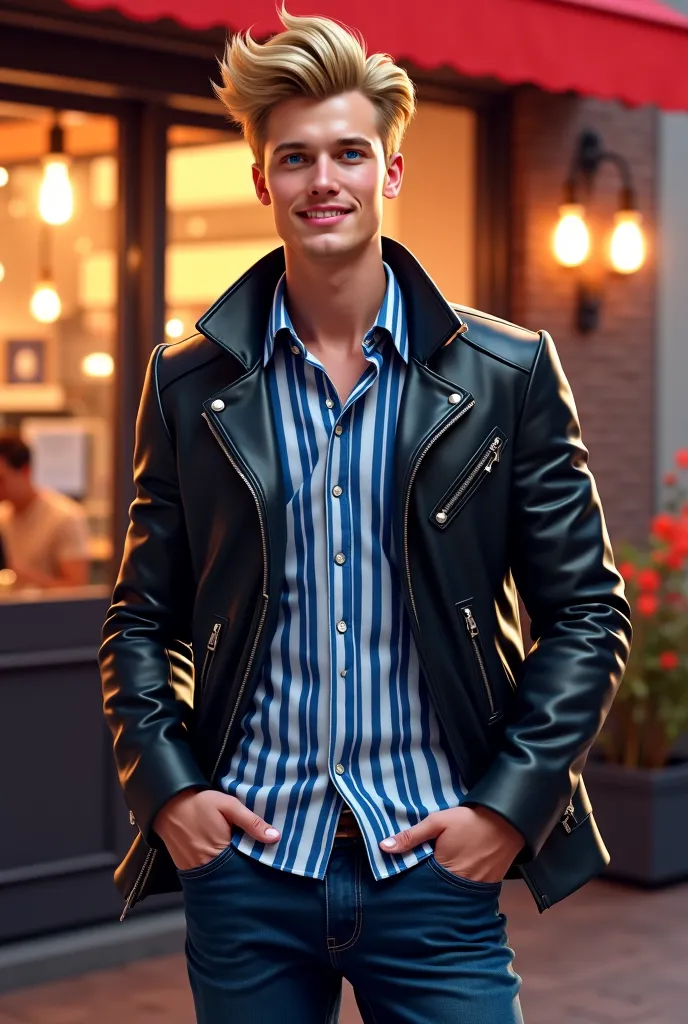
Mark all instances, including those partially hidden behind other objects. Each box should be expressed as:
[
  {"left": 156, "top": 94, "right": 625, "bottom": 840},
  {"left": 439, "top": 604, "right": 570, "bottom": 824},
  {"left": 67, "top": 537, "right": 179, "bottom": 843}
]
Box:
[{"left": 553, "top": 130, "right": 646, "bottom": 332}]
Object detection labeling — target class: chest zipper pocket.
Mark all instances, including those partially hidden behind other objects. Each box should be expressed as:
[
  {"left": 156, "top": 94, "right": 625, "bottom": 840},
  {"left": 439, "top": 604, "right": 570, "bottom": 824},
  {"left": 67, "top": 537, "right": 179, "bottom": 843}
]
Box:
[
  {"left": 198, "top": 618, "right": 226, "bottom": 702},
  {"left": 431, "top": 428, "right": 507, "bottom": 529},
  {"left": 456, "top": 601, "right": 502, "bottom": 725}
]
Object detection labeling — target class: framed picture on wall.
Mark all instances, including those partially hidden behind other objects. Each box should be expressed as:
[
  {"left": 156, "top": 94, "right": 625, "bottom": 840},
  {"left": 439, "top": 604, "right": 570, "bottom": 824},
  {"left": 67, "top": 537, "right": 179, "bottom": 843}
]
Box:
[{"left": 6, "top": 339, "right": 47, "bottom": 385}]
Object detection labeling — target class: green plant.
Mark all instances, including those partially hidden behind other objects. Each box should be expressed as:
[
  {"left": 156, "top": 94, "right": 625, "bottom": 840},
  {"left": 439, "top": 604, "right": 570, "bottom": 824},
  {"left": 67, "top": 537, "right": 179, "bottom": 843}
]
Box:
[{"left": 601, "top": 450, "right": 688, "bottom": 769}]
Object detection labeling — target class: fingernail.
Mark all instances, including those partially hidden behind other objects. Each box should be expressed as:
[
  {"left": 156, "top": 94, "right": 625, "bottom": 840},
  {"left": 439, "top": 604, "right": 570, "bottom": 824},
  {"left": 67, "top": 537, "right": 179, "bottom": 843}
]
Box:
[
  {"left": 381, "top": 837, "right": 396, "bottom": 849},
  {"left": 265, "top": 828, "right": 280, "bottom": 838}
]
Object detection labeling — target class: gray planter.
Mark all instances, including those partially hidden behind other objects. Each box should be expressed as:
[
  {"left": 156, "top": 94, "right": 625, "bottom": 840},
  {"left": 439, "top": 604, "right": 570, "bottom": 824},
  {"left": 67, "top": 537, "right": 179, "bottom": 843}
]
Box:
[{"left": 584, "top": 759, "right": 688, "bottom": 886}]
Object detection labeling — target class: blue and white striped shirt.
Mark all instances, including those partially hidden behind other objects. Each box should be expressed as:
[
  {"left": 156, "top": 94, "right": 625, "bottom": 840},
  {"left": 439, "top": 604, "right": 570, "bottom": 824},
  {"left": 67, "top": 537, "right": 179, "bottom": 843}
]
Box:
[{"left": 221, "top": 263, "right": 464, "bottom": 880}]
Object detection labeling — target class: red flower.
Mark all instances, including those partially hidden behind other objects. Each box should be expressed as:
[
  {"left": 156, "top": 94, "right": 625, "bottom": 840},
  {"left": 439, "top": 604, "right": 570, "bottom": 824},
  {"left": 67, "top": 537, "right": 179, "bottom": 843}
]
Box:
[
  {"left": 652, "top": 513, "right": 677, "bottom": 543},
  {"left": 667, "top": 550, "right": 687, "bottom": 571},
  {"left": 652, "top": 549, "right": 667, "bottom": 565},
  {"left": 637, "top": 568, "right": 661, "bottom": 592},
  {"left": 618, "top": 561, "right": 636, "bottom": 581},
  {"left": 676, "top": 449, "right": 688, "bottom": 470},
  {"left": 637, "top": 593, "right": 659, "bottom": 617},
  {"left": 659, "top": 651, "right": 680, "bottom": 671},
  {"left": 664, "top": 472, "right": 678, "bottom": 487}
]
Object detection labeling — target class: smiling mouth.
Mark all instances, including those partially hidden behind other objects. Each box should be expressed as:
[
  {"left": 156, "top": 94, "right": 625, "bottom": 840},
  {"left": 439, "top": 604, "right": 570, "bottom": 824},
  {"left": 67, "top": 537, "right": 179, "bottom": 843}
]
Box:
[{"left": 297, "top": 209, "right": 353, "bottom": 219}]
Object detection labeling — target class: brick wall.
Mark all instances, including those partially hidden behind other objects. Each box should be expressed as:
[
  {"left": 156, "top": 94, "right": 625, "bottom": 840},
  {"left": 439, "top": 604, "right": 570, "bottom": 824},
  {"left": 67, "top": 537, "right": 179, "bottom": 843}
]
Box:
[{"left": 509, "top": 87, "right": 658, "bottom": 548}]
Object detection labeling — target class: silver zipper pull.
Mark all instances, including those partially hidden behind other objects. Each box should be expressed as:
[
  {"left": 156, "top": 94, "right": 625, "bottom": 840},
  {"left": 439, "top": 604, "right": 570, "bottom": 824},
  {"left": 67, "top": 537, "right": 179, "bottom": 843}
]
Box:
[
  {"left": 462, "top": 607, "right": 479, "bottom": 637},
  {"left": 208, "top": 622, "right": 222, "bottom": 650},
  {"left": 561, "top": 803, "right": 577, "bottom": 834},
  {"left": 484, "top": 438, "right": 502, "bottom": 473}
]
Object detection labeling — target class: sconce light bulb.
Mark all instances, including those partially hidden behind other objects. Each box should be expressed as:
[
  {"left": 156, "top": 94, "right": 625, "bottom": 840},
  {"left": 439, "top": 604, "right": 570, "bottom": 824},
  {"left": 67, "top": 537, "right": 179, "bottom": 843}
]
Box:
[
  {"left": 39, "top": 155, "right": 74, "bottom": 225},
  {"left": 30, "top": 280, "right": 61, "bottom": 323},
  {"left": 553, "top": 204, "right": 590, "bottom": 267},
  {"left": 610, "top": 210, "right": 645, "bottom": 274},
  {"left": 0, "top": 166, "right": 8, "bottom": 187}
]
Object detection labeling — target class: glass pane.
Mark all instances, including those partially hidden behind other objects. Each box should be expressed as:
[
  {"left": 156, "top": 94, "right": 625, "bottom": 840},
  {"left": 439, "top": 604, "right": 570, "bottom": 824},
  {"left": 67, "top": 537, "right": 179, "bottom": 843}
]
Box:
[
  {"left": 382, "top": 101, "right": 476, "bottom": 307},
  {"left": 0, "top": 102, "right": 118, "bottom": 599},
  {"left": 165, "top": 124, "right": 280, "bottom": 343}
]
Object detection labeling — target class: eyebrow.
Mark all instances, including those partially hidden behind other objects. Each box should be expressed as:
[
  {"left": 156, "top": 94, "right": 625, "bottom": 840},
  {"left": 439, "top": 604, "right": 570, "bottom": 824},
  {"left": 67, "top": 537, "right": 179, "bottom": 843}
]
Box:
[{"left": 272, "top": 136, "right": 374, "bottom": 156}]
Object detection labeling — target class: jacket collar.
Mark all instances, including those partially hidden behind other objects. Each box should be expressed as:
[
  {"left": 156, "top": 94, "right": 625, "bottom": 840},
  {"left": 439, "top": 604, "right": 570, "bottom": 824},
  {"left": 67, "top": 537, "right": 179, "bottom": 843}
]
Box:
[{"left": 196, "top": 237, "right": 466, "bottom": 369}]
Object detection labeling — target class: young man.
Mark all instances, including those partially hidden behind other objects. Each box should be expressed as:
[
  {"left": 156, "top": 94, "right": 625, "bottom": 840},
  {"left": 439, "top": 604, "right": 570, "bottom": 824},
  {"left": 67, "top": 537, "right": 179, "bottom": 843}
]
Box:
[{"left": 100, "top": 10, "right": 631, "bottom": 1023}]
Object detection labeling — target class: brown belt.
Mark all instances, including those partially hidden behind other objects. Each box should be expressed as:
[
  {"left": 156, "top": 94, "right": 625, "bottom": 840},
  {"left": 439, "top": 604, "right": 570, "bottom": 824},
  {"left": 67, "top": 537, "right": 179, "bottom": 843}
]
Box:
[{"left": 335, "top": 806, "right": 361, "bottom": 838}]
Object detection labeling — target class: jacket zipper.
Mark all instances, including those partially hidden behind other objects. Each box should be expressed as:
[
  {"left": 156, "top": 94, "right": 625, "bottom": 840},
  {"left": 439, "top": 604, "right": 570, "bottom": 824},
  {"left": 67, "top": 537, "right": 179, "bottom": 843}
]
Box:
[
  {"left": 434, "top": 435, "right": 503, "bottom": 526},
  {"left": 461, "top": 605, "right": 500, "bottom": 722},
  {"left": 201, "top": 412, "right": 270, "bottom": 783},
  {"left": 198, "top": 621, "right": 223, "bottom": 701},
  {"left": 403, "top": 397, "right": 475, "bottom": 625},
  {"left": 120, "top": 411, "right": 270, "bottom": 921}
]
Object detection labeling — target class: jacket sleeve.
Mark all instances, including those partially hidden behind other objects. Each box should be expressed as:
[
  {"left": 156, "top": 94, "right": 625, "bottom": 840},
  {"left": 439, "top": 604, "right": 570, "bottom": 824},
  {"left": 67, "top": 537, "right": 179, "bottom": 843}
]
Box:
[
  {"left": 464, "top": 331, "right": 632, "bottom": 859},
  {"left": 99, "top": 345, "right": 209, "bottom": 844}
]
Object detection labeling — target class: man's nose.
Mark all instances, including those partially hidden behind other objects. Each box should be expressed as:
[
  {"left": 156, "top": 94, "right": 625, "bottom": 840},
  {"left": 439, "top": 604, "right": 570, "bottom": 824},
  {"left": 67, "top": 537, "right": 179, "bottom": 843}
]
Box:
[{"left": 309, "top": 155, "right": 340, "bottom": 195}]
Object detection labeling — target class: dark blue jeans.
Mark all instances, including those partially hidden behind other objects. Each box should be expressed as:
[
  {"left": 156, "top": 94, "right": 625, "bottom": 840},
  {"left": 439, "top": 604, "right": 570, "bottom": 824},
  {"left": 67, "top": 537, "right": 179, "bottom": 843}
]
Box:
[{"left": 179, "top": 836, "right": 523, "bottom": 1023}]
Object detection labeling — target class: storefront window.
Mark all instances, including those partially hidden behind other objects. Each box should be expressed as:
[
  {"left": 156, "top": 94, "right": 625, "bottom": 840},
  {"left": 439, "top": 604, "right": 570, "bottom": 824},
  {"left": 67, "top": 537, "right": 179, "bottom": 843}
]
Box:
[{"left": 0, "top": 102, "right": 117, "bottom": 597}]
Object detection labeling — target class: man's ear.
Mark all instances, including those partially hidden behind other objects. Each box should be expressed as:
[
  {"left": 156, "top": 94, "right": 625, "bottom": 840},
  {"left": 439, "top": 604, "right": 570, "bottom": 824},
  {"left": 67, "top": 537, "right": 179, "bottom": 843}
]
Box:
[
  {"left": 252, "top": 164, "right": 272, "bottom": 207},
  {"left": 382, "top": 152, "right": 404, "bottom": 201}
]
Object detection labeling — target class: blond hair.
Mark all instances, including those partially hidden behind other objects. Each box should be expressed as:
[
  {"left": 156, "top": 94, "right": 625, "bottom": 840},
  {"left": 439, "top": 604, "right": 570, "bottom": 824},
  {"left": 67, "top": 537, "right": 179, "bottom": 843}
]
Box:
[{"left": 213, "top": 6, "right": 416, "bottom": 166}]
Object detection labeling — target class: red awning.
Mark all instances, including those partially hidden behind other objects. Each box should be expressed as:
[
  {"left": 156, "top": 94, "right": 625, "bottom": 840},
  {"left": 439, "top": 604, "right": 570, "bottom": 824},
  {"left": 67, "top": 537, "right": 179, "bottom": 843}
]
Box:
[{"left": 64, "top": 0, "right": 688, "bottom": 111}]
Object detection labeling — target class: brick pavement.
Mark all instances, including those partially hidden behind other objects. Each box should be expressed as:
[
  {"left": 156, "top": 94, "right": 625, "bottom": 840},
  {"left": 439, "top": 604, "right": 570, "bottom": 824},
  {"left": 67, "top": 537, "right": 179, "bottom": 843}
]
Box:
[{"left": 0, "top": 878, "right": 685, "bottom": 1023}]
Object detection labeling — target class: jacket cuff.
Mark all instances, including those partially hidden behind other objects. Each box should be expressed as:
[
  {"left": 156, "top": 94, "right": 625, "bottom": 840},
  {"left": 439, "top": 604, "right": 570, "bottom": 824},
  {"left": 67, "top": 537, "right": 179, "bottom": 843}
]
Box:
[
  {"left": 124, "top": 745, "right": 210, "bottom": 846},
  {"left": 462, "top": 757, "right": 567, "bottom": 861}
]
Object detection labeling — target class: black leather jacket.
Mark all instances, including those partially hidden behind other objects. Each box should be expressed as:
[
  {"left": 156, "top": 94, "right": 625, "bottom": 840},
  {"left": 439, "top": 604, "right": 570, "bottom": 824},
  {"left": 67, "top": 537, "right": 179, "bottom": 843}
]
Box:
[{"left": 100, "top": 238, "right": 631, "bottom": 918}]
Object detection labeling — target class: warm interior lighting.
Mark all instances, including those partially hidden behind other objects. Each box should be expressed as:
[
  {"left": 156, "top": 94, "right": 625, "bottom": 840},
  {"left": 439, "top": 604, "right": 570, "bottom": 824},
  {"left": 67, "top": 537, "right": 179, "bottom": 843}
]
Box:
[
  {"left": 0, "top": 167, "right": 8, "bottom": 187},
  {"left": 553, "top": 203, "right": 590, "bottom": 267},
  {"left": 82, "top": 352, "right": 114, "bottom": 378},
  {"left": 165, "top": 317, "right": 185, "bottom": 338},
  {"left": 610, "top": 210, "right": 645, "bottom": 274},
  {"left": 39, "top": 156, "right": 74, "bottom": 225},
  {"left": 0, "top": 262, "right": 5, "bottom": 283},
  {"left": 30, "top": 280, "right": 61, "bottom": 323}
]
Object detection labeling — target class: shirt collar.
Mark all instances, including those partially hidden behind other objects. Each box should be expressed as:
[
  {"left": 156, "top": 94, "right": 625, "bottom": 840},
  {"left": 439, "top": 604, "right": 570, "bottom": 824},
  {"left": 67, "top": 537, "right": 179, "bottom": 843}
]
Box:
[{"left": 263, "top": 262, "right": 409, "bottom": 367}]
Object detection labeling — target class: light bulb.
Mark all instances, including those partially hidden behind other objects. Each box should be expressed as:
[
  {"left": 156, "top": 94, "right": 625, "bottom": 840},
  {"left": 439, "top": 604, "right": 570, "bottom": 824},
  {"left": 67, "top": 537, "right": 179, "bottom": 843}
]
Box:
[
  {"left": 39, "top": 155, "right": 74, "bottom": 225},
  {"left": 82, "top": 352, "right": 114, "bottom": 378},
  {"left": 0, "top": 262, "right": 5, "bottom": 283},
  {"left": 30, "top": 280, "right": 61, "bottom": 323},
  {"left": 165, "top": 317, "right": 185, "bottom": 339},
  {"left": 0, "top": 167, "right": 8, "bottom": 188},
  {"left": 610, "top": 210, "right": 645, "bottom": 274},
  {"left": 553, "top": 204, "right": 590, "bottom": 267}
]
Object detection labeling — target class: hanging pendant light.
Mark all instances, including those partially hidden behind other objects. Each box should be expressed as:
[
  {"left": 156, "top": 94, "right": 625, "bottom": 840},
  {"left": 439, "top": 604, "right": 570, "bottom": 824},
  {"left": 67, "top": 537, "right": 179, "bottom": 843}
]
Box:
[
  {"left": 30, "top": 225, "right": 62, "bottom": 323},
  {"left": 38, "top": 113, "right": 74, "bottom": 225}
]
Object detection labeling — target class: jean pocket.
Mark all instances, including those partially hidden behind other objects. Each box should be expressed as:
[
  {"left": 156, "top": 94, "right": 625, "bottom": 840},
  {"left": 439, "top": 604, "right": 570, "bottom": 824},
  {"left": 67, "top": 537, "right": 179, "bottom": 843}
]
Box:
[
  {"left": 177, "top": 843, "right": 236, "bottom": 881},
  {"left": 427, "top": 856, "right": 502, "bottom": 893}
]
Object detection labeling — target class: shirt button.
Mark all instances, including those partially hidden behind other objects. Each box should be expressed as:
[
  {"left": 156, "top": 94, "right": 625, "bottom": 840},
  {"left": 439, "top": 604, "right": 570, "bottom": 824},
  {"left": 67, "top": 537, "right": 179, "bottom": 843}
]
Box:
[
  {"left": 210, "top": 399, "right": 225, "bottom": 412},
  {"left": 335, "top": 763, "right": 345, "bottom": 775},
  {"left": 332, "top": 485, "right": 343, "bottom": 497},
  {"left": 448, "top": 392, "right": 462, "bottom": 405},
  {"left": 291, "top": 344, "right": 300, "bottom": 355},
  {"left": 325, "top": 398, "right": 335, "bottom": 409},
  {"left": 336, "top": 620, "right": 347, "bottom": 634},
  {"left": 334, "top": 552, "right": 346, "bottom": 565},
  {"left": 340, "top": 669, "right": 347, "bottom": 677},
  {"left": 334, "top": 424, "right": 343, "bottom": 436}
]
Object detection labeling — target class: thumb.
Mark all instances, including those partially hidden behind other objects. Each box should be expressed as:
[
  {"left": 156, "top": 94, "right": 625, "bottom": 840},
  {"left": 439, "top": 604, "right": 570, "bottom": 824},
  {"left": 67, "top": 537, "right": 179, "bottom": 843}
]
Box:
[
  {"left": 380, "top": 813, "right": 442, "bottom": 854},
  {"left": 217, "top": 794, "right": 281, "bottom": 844}
]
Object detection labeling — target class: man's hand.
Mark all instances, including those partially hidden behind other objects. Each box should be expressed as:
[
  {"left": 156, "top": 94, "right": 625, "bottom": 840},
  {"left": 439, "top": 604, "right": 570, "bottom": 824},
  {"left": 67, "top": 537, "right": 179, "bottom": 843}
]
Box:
[
  {"left": 379, "top": 805, "right": 524, "bottom": 883},
  {"left": 152, "top": 789, "right": 280, "bottom": 871}
]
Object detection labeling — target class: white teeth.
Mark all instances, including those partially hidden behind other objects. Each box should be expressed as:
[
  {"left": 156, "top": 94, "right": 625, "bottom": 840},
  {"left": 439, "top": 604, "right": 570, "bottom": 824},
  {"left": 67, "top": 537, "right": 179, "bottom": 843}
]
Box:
[{"left": 304, "top": 210, "right": 348, "bottom": 218}]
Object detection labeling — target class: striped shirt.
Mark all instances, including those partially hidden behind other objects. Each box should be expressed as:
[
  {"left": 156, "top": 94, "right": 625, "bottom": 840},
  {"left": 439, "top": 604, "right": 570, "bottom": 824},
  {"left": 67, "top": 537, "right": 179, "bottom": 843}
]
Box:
[{"left": 221, "top": 263, "right": 465, "bottom": 880}]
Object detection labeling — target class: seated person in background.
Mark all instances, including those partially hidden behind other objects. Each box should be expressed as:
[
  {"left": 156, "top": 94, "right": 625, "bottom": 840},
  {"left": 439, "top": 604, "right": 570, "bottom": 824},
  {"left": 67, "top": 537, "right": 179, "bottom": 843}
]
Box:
[{"left": 0, "top": 431, "right": 89, "bottom": 589}]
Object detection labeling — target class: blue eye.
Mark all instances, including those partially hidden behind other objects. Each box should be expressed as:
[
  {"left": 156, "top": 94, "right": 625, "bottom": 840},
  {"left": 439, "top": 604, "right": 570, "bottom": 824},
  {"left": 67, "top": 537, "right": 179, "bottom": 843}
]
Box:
[
  {"left": 343, "top": 150, "right": 361, "bottom": 160},
  {"left": 285, "top": 154, "right": 304, "bottom": 165}
]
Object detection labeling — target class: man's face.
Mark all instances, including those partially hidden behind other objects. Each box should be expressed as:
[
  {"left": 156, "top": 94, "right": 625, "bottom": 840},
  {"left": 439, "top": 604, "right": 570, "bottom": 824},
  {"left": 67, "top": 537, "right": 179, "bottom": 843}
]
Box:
[
  {"left": 0, "top": 457, "right": 27, "bottom": 504},
  {"left": 254, "top": 90, "right": 403, "bottom": 262}
]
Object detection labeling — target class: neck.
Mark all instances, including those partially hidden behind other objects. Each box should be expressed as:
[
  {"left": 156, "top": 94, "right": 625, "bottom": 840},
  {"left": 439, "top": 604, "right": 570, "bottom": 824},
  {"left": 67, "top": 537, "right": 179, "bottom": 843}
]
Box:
[
  {"left": 12, "top": 484, "right": 38, "bottom": 514},
  {"left": 283, "top": 238, "right": 387, "bottom": 354}
]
